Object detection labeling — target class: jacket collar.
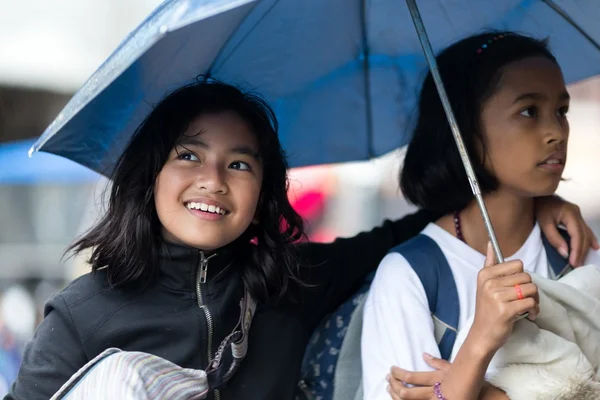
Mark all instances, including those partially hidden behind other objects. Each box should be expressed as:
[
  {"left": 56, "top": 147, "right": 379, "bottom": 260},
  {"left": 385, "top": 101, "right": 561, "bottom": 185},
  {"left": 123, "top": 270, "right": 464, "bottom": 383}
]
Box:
[{"left": 158, "top": 240, "right": 239, "bottom": 292}]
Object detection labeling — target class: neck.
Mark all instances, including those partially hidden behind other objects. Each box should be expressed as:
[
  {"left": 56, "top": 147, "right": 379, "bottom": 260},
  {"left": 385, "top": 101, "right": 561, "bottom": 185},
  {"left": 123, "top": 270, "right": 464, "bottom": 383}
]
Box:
[{"left": 442, "top": 190, "right": 536, "bottom": 256}]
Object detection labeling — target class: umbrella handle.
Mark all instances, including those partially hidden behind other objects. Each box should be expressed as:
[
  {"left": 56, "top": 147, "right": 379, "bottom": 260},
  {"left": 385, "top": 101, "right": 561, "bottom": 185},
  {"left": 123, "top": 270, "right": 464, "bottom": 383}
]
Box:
[{"left": 404, "top": 0, "right": 505, "bottom": 264}]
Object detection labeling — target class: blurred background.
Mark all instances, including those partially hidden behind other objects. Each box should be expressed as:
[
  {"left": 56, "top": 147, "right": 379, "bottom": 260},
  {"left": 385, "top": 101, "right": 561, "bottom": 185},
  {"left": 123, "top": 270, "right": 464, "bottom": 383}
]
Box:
[{"left": 1, "top": 0, "right": 599, "bottom": 394}]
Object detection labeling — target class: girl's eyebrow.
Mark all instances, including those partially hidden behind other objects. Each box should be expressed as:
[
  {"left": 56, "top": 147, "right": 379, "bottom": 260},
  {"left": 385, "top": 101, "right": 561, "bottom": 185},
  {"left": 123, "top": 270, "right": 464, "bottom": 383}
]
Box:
[
  {"left": 512, "top": 91, "right": 570, "bottom": 104},
  {"left": 178, "top": 136, "right": 260, "bottom": 161}
]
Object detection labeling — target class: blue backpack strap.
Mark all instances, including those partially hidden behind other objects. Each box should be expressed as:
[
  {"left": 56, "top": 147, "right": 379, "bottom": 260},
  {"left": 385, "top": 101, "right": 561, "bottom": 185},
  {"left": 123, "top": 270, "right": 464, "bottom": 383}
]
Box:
[
  {"left": 541, "top": 229, "right": 572, "bottom": 279},
  {"left": 390, "top": 234, "right": 459, "bottom": 360}
]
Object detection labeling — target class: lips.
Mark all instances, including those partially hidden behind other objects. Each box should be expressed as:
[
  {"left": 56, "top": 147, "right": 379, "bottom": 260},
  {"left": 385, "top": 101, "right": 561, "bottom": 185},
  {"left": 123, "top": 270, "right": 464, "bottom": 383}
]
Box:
[
  {"left": 538, "top": 151, "right": 566, "bottom": 166},
  {"left": 184, "top": 198, "right": 229, "bottom": 215}
]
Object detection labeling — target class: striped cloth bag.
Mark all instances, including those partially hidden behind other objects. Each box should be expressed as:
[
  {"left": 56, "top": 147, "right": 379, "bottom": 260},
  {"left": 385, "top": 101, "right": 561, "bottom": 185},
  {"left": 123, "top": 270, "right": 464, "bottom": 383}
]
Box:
[{"left": 51, "top": 348, "right": 209, "bottom": 400}]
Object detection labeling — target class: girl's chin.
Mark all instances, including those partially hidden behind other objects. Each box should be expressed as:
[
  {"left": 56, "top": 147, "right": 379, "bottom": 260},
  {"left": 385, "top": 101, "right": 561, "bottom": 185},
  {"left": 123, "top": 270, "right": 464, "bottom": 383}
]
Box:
[{"left": 160, "top": 231, "right": 221, "bottom": 253}]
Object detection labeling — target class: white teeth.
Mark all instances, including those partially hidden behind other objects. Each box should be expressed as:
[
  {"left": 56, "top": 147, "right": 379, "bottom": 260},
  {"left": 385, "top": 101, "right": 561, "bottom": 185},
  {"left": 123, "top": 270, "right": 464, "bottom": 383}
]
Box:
[
  {"left": 186, "top": 202, "right": 227, "bottom": 215},
  {"left": 545, "top": 159, "right": 561, "bottom": 164}
]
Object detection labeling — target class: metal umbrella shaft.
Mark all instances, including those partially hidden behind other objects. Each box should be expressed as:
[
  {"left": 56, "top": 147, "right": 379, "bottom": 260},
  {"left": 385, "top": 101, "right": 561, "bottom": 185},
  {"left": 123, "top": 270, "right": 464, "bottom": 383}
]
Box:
[{"left": 405, "top": 0, "right": 504, "bottom": 264}]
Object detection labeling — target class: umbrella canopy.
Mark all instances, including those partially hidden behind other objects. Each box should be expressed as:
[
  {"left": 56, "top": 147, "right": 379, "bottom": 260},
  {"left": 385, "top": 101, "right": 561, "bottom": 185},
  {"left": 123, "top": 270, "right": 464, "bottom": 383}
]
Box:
[{"left": 30, "top": 0, "right": 600, "bottom": 175}]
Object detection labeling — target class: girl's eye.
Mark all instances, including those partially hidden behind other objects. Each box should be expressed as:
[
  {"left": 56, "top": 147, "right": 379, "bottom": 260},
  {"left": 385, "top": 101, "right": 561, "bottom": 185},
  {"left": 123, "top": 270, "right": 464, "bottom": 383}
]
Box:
[
  {"left": 520, "top": 106, "right": 538, "bottom": 118},
  {"left": 177, "top": 152, "right": 199, "bottom": 161},
  {"left": 230, "top": 161, "right": 252, "bottom": 171},
  {"left": 558, "top": 106, "right": 569, "bottom": 118}
]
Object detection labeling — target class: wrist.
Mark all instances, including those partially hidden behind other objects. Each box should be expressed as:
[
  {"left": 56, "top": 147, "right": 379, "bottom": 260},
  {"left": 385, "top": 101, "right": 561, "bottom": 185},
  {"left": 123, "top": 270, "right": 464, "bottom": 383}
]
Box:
[{"left": 461, "top": 332, "right": 498, "bottom": 363}]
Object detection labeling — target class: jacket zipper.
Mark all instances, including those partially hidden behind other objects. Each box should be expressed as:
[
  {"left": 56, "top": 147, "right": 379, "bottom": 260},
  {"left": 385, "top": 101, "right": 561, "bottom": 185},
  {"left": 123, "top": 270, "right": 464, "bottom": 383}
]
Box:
[{"left": 196, "top": 251, "right": 220, "bottom": 400}]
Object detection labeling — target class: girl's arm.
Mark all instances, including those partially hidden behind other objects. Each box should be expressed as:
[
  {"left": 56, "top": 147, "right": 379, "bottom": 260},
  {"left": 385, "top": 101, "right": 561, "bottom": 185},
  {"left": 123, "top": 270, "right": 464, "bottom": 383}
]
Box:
[
  {"left": 432, "top": 244, "right": 538, "bottom": 400},
  {"left": 6, "top": 294, "right": 88, "bottom": 400},
  {"left": 294, "top": 197, "right": 592, "bottom": 326},
  {"left": 387, "top": 357, "right": 510, "bottom": 400},
  {"left": 361, "top": 253, "right": 441, "bottom": 400},
  {"left": 294, "top": 209, "right": 437, "bottom": 323}
]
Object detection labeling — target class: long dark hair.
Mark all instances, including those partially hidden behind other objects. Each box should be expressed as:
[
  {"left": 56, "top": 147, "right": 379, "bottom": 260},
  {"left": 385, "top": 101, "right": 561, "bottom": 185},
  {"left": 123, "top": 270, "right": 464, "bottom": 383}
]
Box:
[
  {"left": 68, "top": 79, "right": 305, "bottom": 303},
  {"left": 400, "top": 31, "right": 558, "bottom": 214}
]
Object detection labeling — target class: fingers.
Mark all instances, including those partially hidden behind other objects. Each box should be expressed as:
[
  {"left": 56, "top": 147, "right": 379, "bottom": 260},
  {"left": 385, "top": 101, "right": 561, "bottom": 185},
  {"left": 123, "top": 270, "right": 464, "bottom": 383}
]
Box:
[
  {"left": 535, "top": 197, "right": 597, "bottom": 267},
  {"left": 526, "top": 302, "right": 541, "bottom": 321},
  {"left": 510, "top": 296, "right": 538, "bottom": 320},
  {"left": 569, "top": 224, "right": 598, "bottom": 267},
  {"left": 554, "top": 203, "right": 587, "bottom": 266},
  {"left": 539, "top": 220, "right": 570, "bottom": 260},
  {"left": 499, "top": 282, "right": 538, "bottom": 302},
  {"left": 422, "top": 353, "right": 450, "bottom": 372},
  {"left": 496, "top": 272, "right": 532, "bottom": 287},
  {"left": 390, "top": 367, "right": 440, "bottom": 387},
  {"left": 387, "top": 375, "right": 402, "bottom": 400},
  {"left": 484, "top": 242, "right": 495, "bottom": 268},
  {"left": 387, "top": 380, "right": 433, "bottom": 400},
  {"left": 479, "top": 259, "right": 524, "bottom": 281},
  {"left": 388, "top": 357, "right": 448, "bottom": 400},
  {"left": 565, "top": 219, "right": 584, "bottom": 267}
]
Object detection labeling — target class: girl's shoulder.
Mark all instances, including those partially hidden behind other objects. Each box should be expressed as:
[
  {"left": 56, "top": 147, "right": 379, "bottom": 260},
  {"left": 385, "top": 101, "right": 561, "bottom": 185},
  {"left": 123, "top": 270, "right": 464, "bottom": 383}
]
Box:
[
  {"left": 55, "top": 269, "right": 144, "bottom": 325},
  {"left": 51, "top": 269, "right": 157, "bottom": 343},
  {"left": 369, "top": 251, "right": 427, "bottom": 302},
  {"left": 58, "top": 268, "right": 112, "bottom": 308}
]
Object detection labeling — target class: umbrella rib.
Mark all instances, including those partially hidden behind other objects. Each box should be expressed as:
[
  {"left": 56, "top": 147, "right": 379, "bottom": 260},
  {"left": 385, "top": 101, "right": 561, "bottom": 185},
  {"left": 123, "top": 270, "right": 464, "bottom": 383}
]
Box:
[
  {"left": 206, "top": 0, "right": 281, "bottom": 76},
  {"left": 360, "top": 0, "right": 375, "bottom": 159},
  {"left": 542, "top": 0, "right": 600, "bottom": 52}
]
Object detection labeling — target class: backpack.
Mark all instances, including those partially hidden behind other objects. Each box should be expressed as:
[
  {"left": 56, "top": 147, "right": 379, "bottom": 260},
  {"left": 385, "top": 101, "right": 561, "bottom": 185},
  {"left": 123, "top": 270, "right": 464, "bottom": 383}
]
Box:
[{"left": 296, "top": 231, "right": 571, "bottom": 400}]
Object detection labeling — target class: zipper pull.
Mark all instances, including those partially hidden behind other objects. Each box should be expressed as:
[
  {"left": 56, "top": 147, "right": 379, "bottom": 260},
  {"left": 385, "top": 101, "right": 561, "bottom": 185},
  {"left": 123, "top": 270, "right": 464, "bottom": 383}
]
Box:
[{"left": 199, "top": 252, "right": 208, "bottom": 284}]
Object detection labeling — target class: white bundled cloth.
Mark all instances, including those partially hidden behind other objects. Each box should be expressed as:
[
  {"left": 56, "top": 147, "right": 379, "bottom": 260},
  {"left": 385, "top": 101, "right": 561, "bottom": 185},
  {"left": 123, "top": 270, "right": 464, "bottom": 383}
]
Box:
[{"left": 451, "top": 265, "right": 600, "bottom": 400}]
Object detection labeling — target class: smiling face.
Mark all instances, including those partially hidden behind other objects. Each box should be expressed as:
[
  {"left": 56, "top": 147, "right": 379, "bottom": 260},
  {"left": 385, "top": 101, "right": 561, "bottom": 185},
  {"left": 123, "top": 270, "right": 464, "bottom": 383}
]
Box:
[
  {"left": 154, "top": 111, "right": 263, "bottom": 251},
  {"left": 479, "top": 56, "right": 570, "bottom": 197}
]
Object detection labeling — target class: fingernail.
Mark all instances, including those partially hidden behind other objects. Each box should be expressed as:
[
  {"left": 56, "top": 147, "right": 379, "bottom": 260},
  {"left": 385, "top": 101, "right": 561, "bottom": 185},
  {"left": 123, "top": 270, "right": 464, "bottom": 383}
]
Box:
[
  {"left": 387, "top": 385, "right": 391, "bottom": 393},
  {"left": 559, "top": 246, "right": 569, "bottom": 258},
  {"left": 423, "top": 352, "right": 433, "bottom": 360},
  {"left": 386, "top": 373, "right": 391, "bottom": 382}
]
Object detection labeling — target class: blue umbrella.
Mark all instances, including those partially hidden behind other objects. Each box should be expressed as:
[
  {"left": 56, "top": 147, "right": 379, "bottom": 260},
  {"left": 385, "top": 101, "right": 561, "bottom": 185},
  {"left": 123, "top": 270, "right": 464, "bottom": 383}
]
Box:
[{"left": 30, "top": 0, "right": 600, "bottom": 178}]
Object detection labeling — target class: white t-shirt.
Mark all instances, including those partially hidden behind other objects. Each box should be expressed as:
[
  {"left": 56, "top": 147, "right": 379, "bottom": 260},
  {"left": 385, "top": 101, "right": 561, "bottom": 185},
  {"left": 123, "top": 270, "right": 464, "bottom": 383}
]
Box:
[{"left": 361, "top": 222, "right": 600, "bottom": 400}]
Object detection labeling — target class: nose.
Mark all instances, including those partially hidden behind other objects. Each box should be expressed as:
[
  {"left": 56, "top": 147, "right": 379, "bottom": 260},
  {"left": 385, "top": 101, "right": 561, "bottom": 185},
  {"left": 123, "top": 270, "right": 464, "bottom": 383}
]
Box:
[
  {"left": 194, "top": 163, "right": 228, "bottom": 194},
  {"left": 543, "top": 114, "right": 569, "bottom": 145}
]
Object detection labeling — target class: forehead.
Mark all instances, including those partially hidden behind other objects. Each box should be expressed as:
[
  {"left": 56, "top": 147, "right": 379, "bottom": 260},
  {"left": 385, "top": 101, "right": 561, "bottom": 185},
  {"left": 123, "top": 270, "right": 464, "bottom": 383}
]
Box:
[
  {"left": 494, "top": 56, "right": 567, "bottom": 100},
  {"left": 182, "top": 111, "right": 259, "bottom": 149}
]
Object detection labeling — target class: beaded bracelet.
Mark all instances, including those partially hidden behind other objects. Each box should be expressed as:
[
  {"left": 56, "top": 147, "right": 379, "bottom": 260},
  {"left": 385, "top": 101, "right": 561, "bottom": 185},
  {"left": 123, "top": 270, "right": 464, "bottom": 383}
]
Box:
[{"left": 434, "top": 382, "right": 447, "bottom": 400}]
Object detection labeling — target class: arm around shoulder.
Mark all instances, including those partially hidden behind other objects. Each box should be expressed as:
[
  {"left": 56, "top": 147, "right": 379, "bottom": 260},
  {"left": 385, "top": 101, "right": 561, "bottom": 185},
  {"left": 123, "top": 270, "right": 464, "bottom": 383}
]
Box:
[
  {"left": 293, "top": 209, "right": 437, "bottom": 319},
  {"left": 6, "top": 293, "right": 88, "bottom": 400}
]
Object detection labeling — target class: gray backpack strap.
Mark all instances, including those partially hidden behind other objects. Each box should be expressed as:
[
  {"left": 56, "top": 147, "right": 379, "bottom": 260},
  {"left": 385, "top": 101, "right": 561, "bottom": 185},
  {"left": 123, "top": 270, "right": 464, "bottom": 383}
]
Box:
[
  {"left": 333, "top": 293, "right": 367, "bottom": 400},
  {"left": 205, "top": 288, "right": 257, "bottom": 388},
  {"left": 391, "top": 234, "right": 460, "bottom": 360}
]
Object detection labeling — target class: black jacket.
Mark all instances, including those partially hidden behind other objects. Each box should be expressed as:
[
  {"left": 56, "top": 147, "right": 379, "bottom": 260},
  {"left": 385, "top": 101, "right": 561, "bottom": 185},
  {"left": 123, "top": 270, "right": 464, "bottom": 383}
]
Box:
[{"left": 6, "top": 210, "right": 436, "bottom": 400}]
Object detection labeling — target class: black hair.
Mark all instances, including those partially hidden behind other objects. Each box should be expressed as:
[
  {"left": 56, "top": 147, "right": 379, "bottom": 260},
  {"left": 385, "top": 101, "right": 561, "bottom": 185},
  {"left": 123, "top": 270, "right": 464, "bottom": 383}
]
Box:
[
  {"left": 400, "top": 31, "right": 558, "bottom": 214},
  {"left": 68, "top": 78, "right": 305, "bottom": 303}
]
